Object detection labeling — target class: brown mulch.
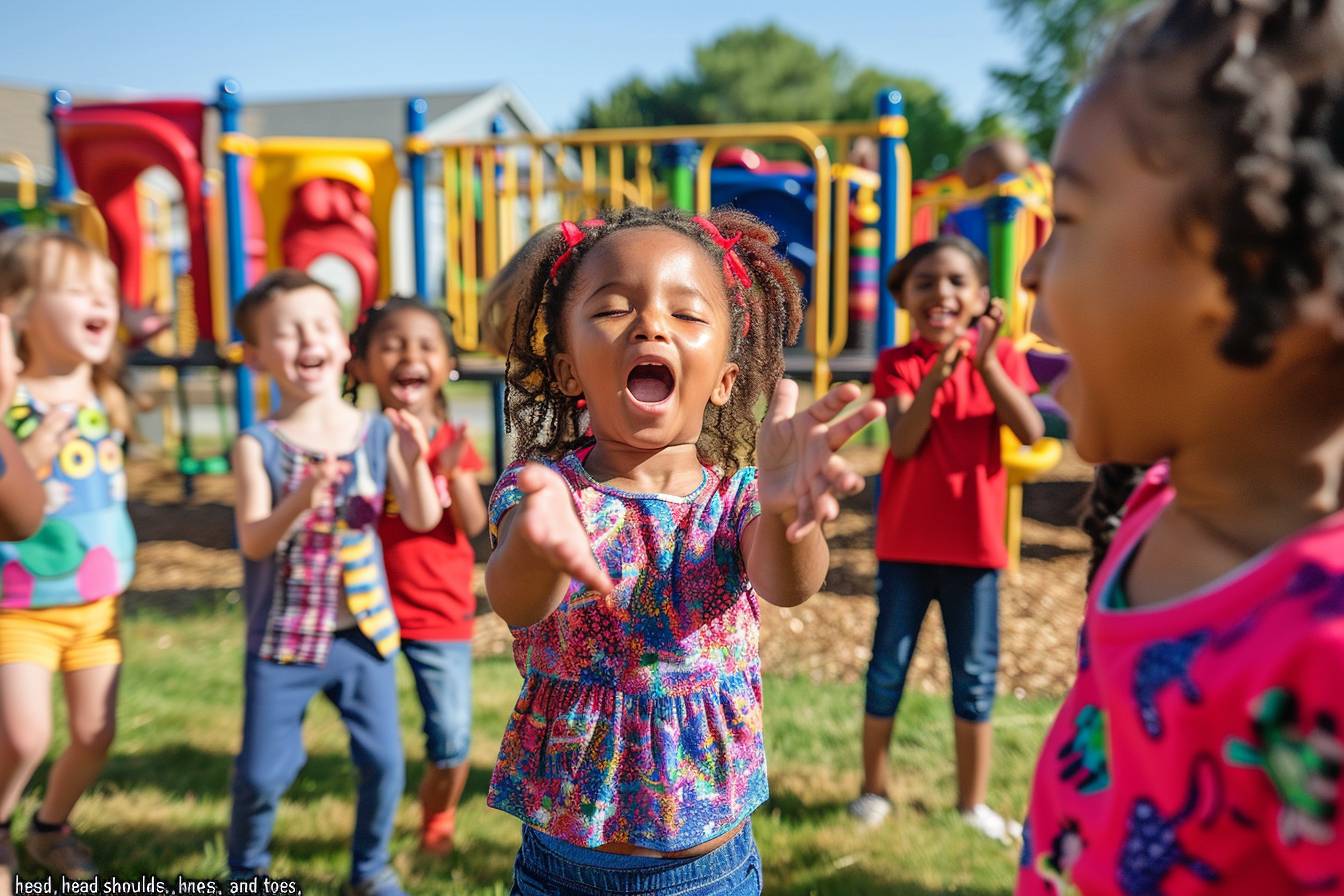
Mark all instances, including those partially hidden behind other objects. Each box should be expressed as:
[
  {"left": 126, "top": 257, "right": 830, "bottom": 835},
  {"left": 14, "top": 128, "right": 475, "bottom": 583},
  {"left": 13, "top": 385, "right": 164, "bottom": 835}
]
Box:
[{"left": 124, "top": 444, "right": 1095, "bottom": 698}]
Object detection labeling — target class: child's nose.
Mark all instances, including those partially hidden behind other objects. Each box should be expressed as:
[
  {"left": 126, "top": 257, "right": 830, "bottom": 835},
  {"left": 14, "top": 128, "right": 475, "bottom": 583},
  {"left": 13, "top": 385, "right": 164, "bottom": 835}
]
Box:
[{"left": 632, "top": 309, "right": 670, "bottom": 341}]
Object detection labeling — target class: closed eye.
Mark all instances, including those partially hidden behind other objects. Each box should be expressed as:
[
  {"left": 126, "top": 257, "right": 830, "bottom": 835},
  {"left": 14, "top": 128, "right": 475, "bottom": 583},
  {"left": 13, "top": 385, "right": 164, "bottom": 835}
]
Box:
[
  {"left": 592, "top": 308, "right": 629, "bottom": 319},
  {"left": 674, "top": 312, "right": 707, "bottom": 323}
]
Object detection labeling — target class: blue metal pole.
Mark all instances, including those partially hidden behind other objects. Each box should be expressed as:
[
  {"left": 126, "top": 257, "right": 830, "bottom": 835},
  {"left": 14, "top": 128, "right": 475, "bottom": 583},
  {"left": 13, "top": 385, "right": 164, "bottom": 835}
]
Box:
[
  {"left": 407, "top": 97, "right": 429, "bottom": 300},
  {"left": 47, "top": 89, "right": 75, "bottom": 230},
  {"left": 217, "top": 77, "right": 256, "bottom": 430},
  {"left": 876, "top": 88, "right": 905, "bottom": 351}
]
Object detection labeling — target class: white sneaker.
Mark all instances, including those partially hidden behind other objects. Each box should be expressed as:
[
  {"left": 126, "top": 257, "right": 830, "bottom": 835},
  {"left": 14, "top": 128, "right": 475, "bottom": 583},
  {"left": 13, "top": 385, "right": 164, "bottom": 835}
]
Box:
[
  {"left": 960, "top": 803, "right": 1024, "bottom": 845},
  {"left": 847, "top": 792, "right": 893, "bottom": 827}
]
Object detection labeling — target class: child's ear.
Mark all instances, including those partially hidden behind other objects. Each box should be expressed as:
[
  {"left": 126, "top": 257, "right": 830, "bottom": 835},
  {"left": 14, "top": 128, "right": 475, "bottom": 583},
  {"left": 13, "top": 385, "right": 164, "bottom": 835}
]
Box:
[
  {"left": 348, "top": 357, "right": 369, "bottom": 384},
  {"left": 552, "top": 352, "right": 584, "bottom": 397},
  {"left": 710, "top": 362, "right": 739, "bottom": 407},
  {"left": 241, "top": 343, "right": 265, "bottom": 374}
]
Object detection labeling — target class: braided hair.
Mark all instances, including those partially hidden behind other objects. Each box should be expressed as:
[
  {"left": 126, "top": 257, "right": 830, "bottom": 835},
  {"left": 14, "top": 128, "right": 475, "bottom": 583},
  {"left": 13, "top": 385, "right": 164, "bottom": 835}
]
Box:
[
  {"left": 505, "top": 206, "right": 803, "bottom": 471},
  {"left": 1102, "top": 0, "right": 1344, "bottom": 365}
]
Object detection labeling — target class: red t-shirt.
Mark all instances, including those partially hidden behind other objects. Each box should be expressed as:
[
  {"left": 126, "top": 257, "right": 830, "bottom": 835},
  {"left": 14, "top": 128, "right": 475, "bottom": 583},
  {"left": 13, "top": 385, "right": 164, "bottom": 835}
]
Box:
[
  {"left": 872, "top": 334, "right": 1038, "bottom": 569},
  {"left": 378, "top": 424, "right": 484, "bottom": 641}
]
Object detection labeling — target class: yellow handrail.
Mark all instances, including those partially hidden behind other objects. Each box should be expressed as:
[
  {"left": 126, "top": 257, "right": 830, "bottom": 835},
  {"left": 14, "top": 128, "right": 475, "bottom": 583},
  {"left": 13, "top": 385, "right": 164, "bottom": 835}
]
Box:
[{"left": 0, "top": 152, "right": 37, "bottom": 209}]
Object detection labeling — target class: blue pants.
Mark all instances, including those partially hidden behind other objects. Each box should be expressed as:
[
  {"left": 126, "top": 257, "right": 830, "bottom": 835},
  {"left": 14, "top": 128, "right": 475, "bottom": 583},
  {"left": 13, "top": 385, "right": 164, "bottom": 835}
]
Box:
[
  {"left": 511, "top": 821, "right": 761, "bottom": 896},
  {"left": 401, "top": 639, "right": 472, "bottom": 767},
  {"left": 227, "top": 630, "right": 403, "bottom": 883},
  {"left": 864, "top": 561, "right": 1000, "bottom": 723}
]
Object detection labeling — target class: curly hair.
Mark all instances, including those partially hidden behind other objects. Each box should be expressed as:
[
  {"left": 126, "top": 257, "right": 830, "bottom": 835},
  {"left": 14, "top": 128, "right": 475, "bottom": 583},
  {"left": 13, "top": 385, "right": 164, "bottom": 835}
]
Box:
[
  {"left": 1080, "top": 462, "right": 1149, "bottom": 588},
  {"left": 1101, "top": 0, "right": 1344, "bottom": 366},
  {"left": 504, "top": 206, "right": 803, "bottom": 471}
]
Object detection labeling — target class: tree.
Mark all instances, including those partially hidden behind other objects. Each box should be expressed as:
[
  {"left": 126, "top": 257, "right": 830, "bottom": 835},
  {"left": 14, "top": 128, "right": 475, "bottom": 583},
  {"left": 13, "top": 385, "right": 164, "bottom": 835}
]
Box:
[
  {"left": 988, "top": 0, "right": 1145, "bottom": 154},
  {"left": 577, "top": 25, "right": 977, "bottom": 179}
]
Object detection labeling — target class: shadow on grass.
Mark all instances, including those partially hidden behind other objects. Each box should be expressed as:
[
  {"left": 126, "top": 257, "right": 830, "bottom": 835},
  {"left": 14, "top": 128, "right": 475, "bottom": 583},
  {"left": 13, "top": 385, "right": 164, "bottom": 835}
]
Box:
[
  {"left": 45, "top": 744, "right": 494, "bottom": 806},
  {"left": 122, "top": 589, "right": 240, "bottom": 618},
  {"left": 767, "top": 842, "right": 1009, "bottom": 896},
  {"left": 129, "top": 500, "right": 235, "bottom": 548},
  {"left": 1022, "top": 479, "right": 1089, "bottom": 528}
]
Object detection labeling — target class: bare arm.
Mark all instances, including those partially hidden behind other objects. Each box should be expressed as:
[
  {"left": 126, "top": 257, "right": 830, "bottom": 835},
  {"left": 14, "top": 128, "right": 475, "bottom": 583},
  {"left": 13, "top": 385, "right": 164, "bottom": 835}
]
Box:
[
  {"left": 980, "top": 353, "right": 1045, "bottom": 445},
  {"left": 446, "top": 470, "right": 487, "bottom": 537},
  {"left": 385, "top": 409, "right": 442, "bottom": 534},
  {"left": 886, "top": 382, "right": 935, "bottom": 460},
  {"left": 742, "top": 512, "right": 829, "bottom": 607},
  {"left": 484, "top": 463, "right": 611, "bottom": 628},
  {"left": 0, "top": 428, "right": 42, "bottom": 541},
  {"left": 232, "top": 435, "right": 336, "bottom": 561}
]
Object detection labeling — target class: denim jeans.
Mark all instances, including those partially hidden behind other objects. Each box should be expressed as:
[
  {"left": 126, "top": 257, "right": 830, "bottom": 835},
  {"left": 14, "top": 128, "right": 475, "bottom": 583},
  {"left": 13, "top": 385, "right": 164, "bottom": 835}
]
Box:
[
  {"left": 864, "top": 561, "right": 1000, "bottom": 722},
  {"left": 511, "top": 821, "right": 761, "bottom": 896},
  {"left": 227, "top": 629, "right": 403, "bottom": 883},
  {"left": 401, "top": 639, "right": 472, "bottom": 766}
]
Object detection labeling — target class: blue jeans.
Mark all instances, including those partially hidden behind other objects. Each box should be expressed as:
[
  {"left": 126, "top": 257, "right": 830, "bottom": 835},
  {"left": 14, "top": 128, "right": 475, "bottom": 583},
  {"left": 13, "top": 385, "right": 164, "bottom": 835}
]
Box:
[
  {"left": 227, "top": 629, "right": 403, "bottom": 883},
  {"left": 511, "top": 821, "right": 761, "bottom": 896},
  {"left": 864, "top": 561, "right": 999, "bottom": 722},
  {"left": 401, "top": 639, "right": 472, "bottom": 766}
]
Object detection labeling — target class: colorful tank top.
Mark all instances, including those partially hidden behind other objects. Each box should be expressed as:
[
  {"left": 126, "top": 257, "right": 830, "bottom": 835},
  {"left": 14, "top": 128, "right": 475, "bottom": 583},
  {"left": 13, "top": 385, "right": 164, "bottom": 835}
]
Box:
[
  {"left": 1, "top": 385, "right": 136, "bottom": 608},
  {"left": 487, "top": 451, "right": 766, "bottom": 851}
]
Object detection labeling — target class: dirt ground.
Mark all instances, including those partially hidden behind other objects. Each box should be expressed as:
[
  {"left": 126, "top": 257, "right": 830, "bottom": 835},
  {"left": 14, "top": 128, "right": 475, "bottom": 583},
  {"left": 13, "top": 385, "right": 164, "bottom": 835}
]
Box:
[{"left": 125, "top": 444, "right": 1092, "bottom": 698}]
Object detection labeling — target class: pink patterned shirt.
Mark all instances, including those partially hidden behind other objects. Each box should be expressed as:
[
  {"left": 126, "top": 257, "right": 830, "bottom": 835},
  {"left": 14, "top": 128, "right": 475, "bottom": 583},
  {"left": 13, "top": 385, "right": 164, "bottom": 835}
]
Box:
[{"left": 1018, "top": 464, "right": 1344, "bottom": 895}]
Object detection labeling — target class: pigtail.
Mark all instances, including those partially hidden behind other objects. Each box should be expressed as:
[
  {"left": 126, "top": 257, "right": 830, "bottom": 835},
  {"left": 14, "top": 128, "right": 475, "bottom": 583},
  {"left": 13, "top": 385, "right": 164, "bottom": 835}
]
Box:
[{"left": 1080, "top": 462, "right": 1148, "bottom": 588}]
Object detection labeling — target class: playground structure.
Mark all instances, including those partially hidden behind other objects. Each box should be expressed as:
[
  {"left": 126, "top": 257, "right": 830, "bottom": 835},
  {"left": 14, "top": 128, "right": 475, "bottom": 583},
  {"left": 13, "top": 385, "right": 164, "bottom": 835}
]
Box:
[{"left": 10, "top": 82, "right": 1063, "bottom": 569}]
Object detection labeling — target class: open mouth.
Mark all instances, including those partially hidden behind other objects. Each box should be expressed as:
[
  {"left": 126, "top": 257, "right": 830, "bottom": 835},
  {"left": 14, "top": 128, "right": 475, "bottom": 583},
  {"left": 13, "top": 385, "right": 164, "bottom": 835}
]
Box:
[
  {"left": 626, "top": 361, "right": 675, "bottom": 405},
  {"left": 83, "top": 318, "right": 111, "bottom": 337},
  {"left": 924, "top": 307, "right": 957, "bottom": 328},
  {"left": 296, "top": 353, "right": 327, "bottom": 381},
  {"left": 390, "top": 370, "right": 430, "bottom": 405}
]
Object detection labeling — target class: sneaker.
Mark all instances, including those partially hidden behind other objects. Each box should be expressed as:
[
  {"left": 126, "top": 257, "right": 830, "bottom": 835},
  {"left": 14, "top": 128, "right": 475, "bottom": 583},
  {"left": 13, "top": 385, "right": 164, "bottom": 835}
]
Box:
[
  {"left": 847, "top": 792, "right": 893, "bottom": 827},
  {"left": 1, "top": 830, "right": 15, "bottom": 896},
  {"left": 342, "top": 867, "right": 406, "bottom": 896},
  {"left": 960, "top": 803, "right": 1024, "bottom": 845},
  {"left": 24, "top": 824, "right": 96, "bottom": 880}
]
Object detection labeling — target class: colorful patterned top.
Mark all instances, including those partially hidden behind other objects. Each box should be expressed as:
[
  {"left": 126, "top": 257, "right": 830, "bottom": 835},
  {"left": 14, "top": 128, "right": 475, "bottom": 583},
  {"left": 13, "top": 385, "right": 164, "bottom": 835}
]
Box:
[
  {"left": 240, "top": 414, "right": 400, "bottom": 665},
  {"left": 1018, "top": 463, "right": 1344, "bottom": 895},
  {"left": 487, "top": 451, "right": 766, "bottom": 851},
  {"left": 1, "top": 386, "right": 135, "bottom": 608}
]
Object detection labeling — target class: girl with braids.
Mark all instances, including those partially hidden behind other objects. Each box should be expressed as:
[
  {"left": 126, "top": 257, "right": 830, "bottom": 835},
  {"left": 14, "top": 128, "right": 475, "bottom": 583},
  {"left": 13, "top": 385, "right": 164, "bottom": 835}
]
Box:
[
  {"left": 348, "top": 297, "right": 486, "bottom": 857},
  {"left": 486, "top": 206, "right": 882, "bottom": 894},
  {"left": 1017, "top": 0, "right": 1344, "bottom": 891}
]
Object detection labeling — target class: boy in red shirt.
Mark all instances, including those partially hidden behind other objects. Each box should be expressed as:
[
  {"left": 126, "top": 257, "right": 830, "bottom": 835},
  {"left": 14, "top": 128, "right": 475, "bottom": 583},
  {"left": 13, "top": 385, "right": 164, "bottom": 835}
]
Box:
[
  {"left": 349, "top": 298, "right": 487, "bottom": 856},
  {"left": 849, "top": 236, "right": 1044, "bottom": 842}
]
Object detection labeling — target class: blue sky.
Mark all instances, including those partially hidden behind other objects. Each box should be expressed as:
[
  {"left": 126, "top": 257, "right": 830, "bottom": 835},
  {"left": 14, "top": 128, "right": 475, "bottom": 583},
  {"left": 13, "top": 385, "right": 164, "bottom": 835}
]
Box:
[{"left": 2, "top": 1, "right": 1026, "bottom": 127}]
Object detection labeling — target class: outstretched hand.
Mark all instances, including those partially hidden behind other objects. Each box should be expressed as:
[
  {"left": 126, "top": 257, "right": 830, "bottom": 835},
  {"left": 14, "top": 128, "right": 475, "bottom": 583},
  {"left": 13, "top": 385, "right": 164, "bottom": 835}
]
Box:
[
  {"left": 385, "top": 408, "right": 431, "bottom": 469},
  {"left": 510, "top": 462, "right": 613, "bottom": 594},
  {"left": 973, "top": 300, "right": 1007, "bottom": 369},
  {"left": 756, "top": 380, "right": 884, "bottom": 543}
]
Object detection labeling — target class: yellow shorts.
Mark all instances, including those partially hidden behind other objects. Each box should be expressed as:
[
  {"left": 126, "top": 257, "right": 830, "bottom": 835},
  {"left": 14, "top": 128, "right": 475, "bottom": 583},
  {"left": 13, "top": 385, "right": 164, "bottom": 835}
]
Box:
[{"left": 0, "top": 597, "right": 122, "bottom": 672}]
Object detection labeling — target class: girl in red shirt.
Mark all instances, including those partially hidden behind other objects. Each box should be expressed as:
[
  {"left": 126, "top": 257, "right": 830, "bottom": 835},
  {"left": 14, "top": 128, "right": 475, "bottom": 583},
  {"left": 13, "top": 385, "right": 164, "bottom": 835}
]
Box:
[
  {"left": 349, "top": 297, "right": 486, "bottom": 856},
  {"left": 851, "top": 236, "right": 1044, "bottom": 841}
]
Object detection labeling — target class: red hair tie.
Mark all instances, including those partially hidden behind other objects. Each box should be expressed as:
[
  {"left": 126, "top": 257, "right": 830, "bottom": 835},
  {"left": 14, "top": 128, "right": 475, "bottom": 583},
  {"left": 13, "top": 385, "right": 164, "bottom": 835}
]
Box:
[
  {"left": 692, "top": 215, "right": 753, "bottom": 337},
  {"left": 548, "top": 219, "right": 605, "bottom": 284}
]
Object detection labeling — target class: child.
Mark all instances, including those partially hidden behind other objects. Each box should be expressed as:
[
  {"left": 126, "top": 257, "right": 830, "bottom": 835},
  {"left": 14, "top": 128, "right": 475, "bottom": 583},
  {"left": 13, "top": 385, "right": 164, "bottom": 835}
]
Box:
[
  {"left": 849, "top": 235, "right": 1044, "bottom": 841},
  {"left": 227, "top": 270, "right": 441, "bottom": 896},
  {"left": 0, "top": 230, "right": 136, "bottom": 885},
  {"left": 0, "top": 311, "right": 43, "bottom": 542},
  {"left": 961, "top": 137, "right": 1031, "bottom": 190},
  {"left": 486, "top": 207, "right": 882, "bottom": 894},
  {"left": 348, "top": 297, "right": 487, "bottom": 856},
  {"left": 1016, "top": 1, "right": 1344, "bottom": 891}
]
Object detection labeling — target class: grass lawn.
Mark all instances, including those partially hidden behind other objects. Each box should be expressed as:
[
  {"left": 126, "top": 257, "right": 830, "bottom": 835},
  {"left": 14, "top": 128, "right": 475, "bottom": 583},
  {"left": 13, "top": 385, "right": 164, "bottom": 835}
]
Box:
[{"left": 15, "top": 594, "right": 1057, "bottom": 895}]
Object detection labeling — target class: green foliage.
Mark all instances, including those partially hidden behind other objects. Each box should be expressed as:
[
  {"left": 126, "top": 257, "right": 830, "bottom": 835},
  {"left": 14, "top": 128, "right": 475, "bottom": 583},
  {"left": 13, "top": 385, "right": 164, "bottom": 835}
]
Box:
[
  {"left": 577, "top": 24, "right": 984, "bottom": 180},
  {"left": 988, "top": 0, "right": 1146, "bottom": 154}
]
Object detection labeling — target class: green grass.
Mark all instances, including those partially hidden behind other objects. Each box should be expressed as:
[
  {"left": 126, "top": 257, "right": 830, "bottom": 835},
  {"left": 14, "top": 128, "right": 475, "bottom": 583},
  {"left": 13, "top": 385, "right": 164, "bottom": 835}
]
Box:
[{"left": 17, "top": 595, "right": 1056, "bottom": 895}]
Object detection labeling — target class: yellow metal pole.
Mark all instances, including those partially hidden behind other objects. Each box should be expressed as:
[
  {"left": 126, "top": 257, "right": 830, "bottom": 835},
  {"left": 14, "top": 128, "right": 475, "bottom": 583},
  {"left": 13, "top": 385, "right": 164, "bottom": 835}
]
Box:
[
  {"left": 829, "top": 172, "right": 851, "bottom": 357},
  {"left": 457, "top": 149, "right": 478, "bottom": 349},
  {"left": 607, "top": 143, "right": 623, "bottom": 211},
  {"left": 501, "top": 150, "right": 519, "bottom": 259},
  {"left": 896, "top": 141, "right": 914, "bottom": 346},
  {"left": 811, "top": 147, "right": 833, "bottom": 393},
  {"left": 636, "top": 144, "right": 653, "bottom": 206},
  {"left": 529, "top": 145, "right": 543, "bottom": 234},
  {"left": 481, "top": 147, "right": 498, "bottom": 279},
  {"left": 0, "top": 152, "right": 36, "bottom": 209},
  {"left": 443, "top": 147, "right": 462, "bottom": 322},
  {"left": 580, "top": 144, "right": 597, "bottom": 217}
]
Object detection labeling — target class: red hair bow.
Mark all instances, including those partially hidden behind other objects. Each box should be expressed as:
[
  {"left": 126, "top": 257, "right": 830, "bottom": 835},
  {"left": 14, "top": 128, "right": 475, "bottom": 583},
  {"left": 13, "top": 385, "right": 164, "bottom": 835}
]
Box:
[
  {"left": 692, "top": 216, "right": 753, "bottom": 337},
  {"left": 548, "top": 219, "right": 606, "bottom": 284}
]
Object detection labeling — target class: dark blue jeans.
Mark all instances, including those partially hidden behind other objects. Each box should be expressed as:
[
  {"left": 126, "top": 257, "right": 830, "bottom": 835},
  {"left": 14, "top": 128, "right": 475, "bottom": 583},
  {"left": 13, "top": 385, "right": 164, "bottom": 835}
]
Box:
[
  {"left": 227, "top": 629, "right": 403, "bottom": 883},
  {"left": 511, "top": 821, "right": 761, "bottom": 896},
  {"left": 401, "top": 639, "right": 472, "bottom": 767},
  {"left": 864, "top": 561, "right": 1000, "bottom": 722}
]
